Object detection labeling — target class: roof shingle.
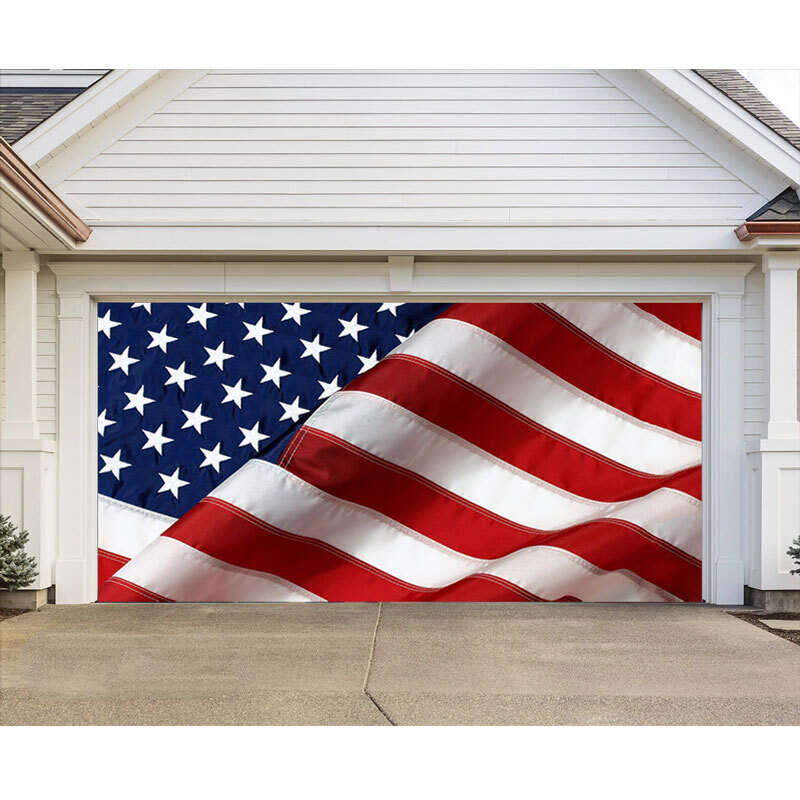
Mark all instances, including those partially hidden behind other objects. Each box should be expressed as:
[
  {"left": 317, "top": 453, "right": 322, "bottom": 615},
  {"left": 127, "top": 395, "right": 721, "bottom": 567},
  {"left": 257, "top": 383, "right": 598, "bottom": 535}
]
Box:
[
  {"left": 695, "top": 69, "right": 800, "bottom": 151},
  {"left": 0, "top": 90, "right": 86, "bottom": 144}
]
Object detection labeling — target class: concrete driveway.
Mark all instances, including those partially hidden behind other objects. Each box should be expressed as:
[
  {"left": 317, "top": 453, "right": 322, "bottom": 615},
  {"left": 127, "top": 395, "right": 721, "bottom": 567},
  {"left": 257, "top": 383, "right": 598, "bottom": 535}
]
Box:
[{"left": 2, "top": 603, "right": 799, "bottom": 725}]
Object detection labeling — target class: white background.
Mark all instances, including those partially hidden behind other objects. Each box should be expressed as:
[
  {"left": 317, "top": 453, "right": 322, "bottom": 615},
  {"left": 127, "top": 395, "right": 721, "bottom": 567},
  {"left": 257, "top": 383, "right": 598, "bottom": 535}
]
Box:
[{"left": 2, "top": 0, "right": 798, "bottom": 793}]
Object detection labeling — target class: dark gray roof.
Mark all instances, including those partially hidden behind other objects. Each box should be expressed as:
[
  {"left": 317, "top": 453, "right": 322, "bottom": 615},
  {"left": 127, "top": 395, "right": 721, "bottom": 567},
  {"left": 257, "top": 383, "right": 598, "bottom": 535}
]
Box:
[
  {"left": 695, "top": 70, "right": 800, "bottom": 151},
  {"left": 0, "top": 70, "right": 108, "bottom": 144},
  {"left": 747, "top": 187, "right": 800, "bottom": 221},
  {"left": 0, "top": 90, "right": 86, "bottom": 144}
]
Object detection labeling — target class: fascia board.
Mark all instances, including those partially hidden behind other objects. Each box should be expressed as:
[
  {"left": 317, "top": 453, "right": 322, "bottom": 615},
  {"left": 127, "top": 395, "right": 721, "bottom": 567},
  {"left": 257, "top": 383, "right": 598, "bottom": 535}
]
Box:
[
  {"left": 12, "top": 70, "right": 162, "bottom": 166},
  {"left": 644, "top": 69, "right": 800, "bottom": 187}
]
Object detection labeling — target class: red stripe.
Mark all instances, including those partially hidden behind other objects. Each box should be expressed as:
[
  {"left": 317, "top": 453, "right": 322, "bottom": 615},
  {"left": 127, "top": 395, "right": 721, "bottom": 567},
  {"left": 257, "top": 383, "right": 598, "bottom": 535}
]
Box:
[
  {"left": 148, "top": 499, "right": 562, "bottom": 601},
  {"left": 285, "top": 428, "right": 701, "bottom": 600},
  {"left": 438, "top": 303, "right": 701, "bottom": 439},
  {"left": 635, "top": 302, "right": 702, "bottom": 341},
  {"left": 99, "top": 576, "right": 169, "bottom": 603},
  {"left": 345, "top": 355, "right": 701, "bottom": 501},
  {"left": 98, "top": 548, "right": 129, "bottom": 589}
]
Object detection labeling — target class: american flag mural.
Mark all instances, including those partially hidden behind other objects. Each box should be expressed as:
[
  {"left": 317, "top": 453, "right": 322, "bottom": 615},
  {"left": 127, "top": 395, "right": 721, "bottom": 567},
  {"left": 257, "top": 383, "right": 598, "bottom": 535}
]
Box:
[{"left": 96, "top": 301, "right": 702, "bottom": 603}]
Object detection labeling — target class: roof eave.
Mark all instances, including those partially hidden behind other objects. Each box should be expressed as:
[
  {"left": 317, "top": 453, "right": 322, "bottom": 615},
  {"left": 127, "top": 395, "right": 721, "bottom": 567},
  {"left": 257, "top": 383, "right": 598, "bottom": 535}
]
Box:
[{"left": 0, "top": 137, "right": 91, "bottom": 244}]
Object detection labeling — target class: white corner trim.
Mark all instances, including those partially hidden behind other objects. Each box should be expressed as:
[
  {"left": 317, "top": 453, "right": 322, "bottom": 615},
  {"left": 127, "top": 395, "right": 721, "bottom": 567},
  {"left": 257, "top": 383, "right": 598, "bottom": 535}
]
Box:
[
  {"left": 644, "top": 69, "right": 800, "bottom": 187},
  {"left": 13, "top": 70, "right": 162, "bottom": 166}
]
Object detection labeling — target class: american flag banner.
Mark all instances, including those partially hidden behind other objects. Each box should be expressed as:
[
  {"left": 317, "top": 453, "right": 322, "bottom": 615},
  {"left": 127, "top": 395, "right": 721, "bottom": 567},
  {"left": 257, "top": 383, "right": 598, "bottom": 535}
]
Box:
[{"left": 96, "top": 301, "right": 702, "bottom": 603}]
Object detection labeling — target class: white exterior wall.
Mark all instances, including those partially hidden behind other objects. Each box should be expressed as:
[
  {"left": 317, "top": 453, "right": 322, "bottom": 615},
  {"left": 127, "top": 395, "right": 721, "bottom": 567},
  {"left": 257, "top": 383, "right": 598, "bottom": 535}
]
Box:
[
  {"left": 743, "top": 266, "right": 767, "bottom": 444},
  {"left": 57, "top": 70, "right": 766, "bottom": 227},
  {"left": 0, "top": 272, "right": 5, "bottom": 423},
  {"left": 36, "top": 265, "right": 58, "bottom": 439}
]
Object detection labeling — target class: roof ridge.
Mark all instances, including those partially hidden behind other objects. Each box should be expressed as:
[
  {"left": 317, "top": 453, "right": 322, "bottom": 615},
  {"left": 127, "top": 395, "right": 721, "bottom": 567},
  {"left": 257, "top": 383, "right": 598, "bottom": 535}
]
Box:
[{"left": 694, "top": 69, "right": 800, "bottom": 151}]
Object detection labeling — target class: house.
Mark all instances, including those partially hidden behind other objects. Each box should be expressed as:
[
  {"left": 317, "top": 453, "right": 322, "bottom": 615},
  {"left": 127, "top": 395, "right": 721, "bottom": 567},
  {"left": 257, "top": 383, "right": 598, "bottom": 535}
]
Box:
[{"left": 1, "top": 69, "right": 799, "bottom": 609}]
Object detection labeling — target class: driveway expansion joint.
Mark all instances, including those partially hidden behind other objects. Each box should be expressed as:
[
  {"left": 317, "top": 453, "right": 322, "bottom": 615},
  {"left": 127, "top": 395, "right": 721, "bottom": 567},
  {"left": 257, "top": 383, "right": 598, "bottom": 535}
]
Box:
[{"left": 362, "top": 602, "right": 396, "bottom": 726}]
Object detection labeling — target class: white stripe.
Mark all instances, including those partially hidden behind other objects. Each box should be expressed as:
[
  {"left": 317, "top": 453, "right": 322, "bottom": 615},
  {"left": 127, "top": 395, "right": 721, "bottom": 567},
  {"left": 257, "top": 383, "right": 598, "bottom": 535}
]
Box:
[
  {"left": 392, "top": 318, "right": 701, "bottom": 473},
  {"left": 112, "top": 535, "right": 324, "bottom": 602},
  {"left": 308, "top": 390, "right": 701, "bottom": 558},
  {"left": 207, "top": 460, "right": 678, "bottom": 602},
  {"left": 98, "top": 494, "right": 175, "bottom": 560},
  {"left": 545, "top": 302, "right": 702, "bottom": 393}
]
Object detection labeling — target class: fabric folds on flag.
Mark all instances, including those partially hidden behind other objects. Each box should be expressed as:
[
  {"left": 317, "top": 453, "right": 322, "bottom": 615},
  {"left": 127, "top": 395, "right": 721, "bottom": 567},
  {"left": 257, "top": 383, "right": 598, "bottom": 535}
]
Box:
[{"left": 97, "top": 301, "right": 702, "bottom": 603}]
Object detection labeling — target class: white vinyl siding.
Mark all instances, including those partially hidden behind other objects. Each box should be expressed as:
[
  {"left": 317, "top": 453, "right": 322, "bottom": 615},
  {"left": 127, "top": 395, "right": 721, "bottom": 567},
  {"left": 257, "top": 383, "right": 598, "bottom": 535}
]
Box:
[
  {"left": 37, "top": 265, "right": 57, "bottom": 438},
  {"left": 57, "top": 70, "right": 763, "bottom": 227},
  {"left": 744, "top": 266, "right": 766, "bottom": 442},
  {"left": 0, "top": 272, "right": 5, "bottom": 422}
]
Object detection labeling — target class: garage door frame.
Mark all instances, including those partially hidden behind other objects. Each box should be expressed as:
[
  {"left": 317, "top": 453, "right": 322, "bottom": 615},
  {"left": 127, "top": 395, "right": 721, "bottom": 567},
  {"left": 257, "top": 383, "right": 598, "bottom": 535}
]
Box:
[{"left": 49, "top": 257, "right": 755, "bottom": 604}]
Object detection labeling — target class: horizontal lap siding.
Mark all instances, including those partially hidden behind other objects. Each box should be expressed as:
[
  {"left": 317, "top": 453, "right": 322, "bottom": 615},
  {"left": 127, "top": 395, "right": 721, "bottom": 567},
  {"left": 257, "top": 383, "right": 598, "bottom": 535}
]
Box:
[
  {"left": 58, "top": 70, "right": 760, "bottom": 226},
  {"left": 0, "top": 274, "right": 4, "bottom": 422},
  {"left": 744, "top": 267, "right": 766, "bottom": 442},
  {"left": 37, "top": 266, "right": 57, "bottom": 438}
]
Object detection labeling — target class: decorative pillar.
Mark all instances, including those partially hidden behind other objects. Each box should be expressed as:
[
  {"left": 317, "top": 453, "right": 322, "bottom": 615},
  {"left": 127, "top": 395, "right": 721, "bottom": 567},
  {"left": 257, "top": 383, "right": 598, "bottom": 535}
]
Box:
[
  {"left": 749, "top": 250, "right": 800, "bottom": 609},
  {"left": 54, "top": 290, "right": 95, "bottom": 603},
  {"left": 0, "top": 252, "right": 56, "bottom": 599},
  {"left": 708, "top": 292, "right": 746, "bottom": 604},
  {"left": 764, "top": 251, "right": 800, "bottom": 440}
]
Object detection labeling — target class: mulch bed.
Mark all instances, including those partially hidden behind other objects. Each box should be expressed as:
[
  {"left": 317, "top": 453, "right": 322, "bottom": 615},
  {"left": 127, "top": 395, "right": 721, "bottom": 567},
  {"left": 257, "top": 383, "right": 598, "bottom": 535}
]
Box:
[
  {"left": 730, "top": 611, "right": 800, "bottom": 647},
  {"left": 0, "top": 608, "right": 30, "bottom": 622}
]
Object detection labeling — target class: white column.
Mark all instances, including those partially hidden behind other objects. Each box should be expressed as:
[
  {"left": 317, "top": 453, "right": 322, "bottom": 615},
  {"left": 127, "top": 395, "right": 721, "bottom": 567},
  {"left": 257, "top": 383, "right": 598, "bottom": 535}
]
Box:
[
  {"left": 763, "top": 251, "right": 800, "bottom": 440},
  {"left": 0, "top": 251, "right": 40, "bottom": 440},
  {"left": 753, "top": 250, "right": 800, "bottom": 596},
  {"left": 707, "top": 292, "right": 746, "bottom": 604},
  {"left": 54, "top": 290, "right": 95, "bottom": 603}
]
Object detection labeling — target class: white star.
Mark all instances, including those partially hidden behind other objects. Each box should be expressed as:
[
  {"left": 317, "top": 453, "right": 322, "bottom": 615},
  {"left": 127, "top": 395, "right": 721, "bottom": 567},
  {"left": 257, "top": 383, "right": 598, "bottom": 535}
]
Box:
[
  {"left": 260, "top": 357, "right": 291, "bottom": 388},
  {"left": 146, "top": 323, "right": 177, "bottom": 354},
  {"left": 318, "top": 375, "right": 341, "bottom": 399},
  {"left": 142, "top": 423, "right": 173, "bottom": 455},
  {"left": 242, "top": 317, "right": 273, "bottom": 345},
  {"left": 157, "top": 467, "right": 189, "bottom": 499},
  {"left": 131, "top": 303, "right": 151, "bottom": 313},
  {"left": 181, "top": 403, "right": 212, "bottom": 434},
  {"left": 123, "top": 385, "right": 155, "bottom": 415},
  {"left": 108, "top": 346, "right": 139, "bottom": 375},
  {"left": 338, "top": 313, "right": 368, "bottom": 342},
  {"left": 238, "top": 421, "right": 269, "bottom": 451},
  {"left": 164, "top": 361, "right": 196, "bottom": 391},
  {"left": 221, "top": 378, "right": 253, "bottom": 409},
  {"left": 279, "top": 396, "right": 309, "bottom": 423},
  {"left": 97, "top": 309, "right": 122, "bottom": 339},
  {"left": 357, "top": 350, "right": 380, "bottom": 374},
  {"left": 395, "top": 329, "right": 415, "bottom": 344},
  {"left": 281, "top": 302, "right": 311, "bottom": 325},
  {"left": 378, "top": 303, "right": 404, "bottom": 317},
  {"left": 99, "top": 449, "right": 130, "bottom": 480},
  {"left": 199, "top": 442, "right": 231, "bottom": 473},
  {"left": 299, "top": 333, "right": 330, "bottom": 363},
  {"left": 186, "top": 302, "right": 217, "bottom": 329},
  {"left": 203, "top": 341, "right": 234, "bottom": 371},
  {"left": 97, "top": 409, "right": 115, "bottom": 436}
]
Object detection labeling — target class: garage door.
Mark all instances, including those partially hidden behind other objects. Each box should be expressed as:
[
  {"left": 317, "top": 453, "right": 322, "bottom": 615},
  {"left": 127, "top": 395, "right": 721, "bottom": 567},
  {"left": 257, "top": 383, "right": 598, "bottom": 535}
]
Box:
[{"left": 96, "top": 301, "right": 702, "bottom": 602}]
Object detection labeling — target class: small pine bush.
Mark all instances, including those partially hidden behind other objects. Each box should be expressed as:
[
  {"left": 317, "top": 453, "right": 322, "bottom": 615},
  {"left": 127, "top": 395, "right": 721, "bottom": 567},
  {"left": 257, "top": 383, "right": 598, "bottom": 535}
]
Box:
[
  {"left": 788, "top": 534, "right": 800, "bottom": 577},
  {"left": 0, "top": 514, "right": 38, "bottom": 591}
]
